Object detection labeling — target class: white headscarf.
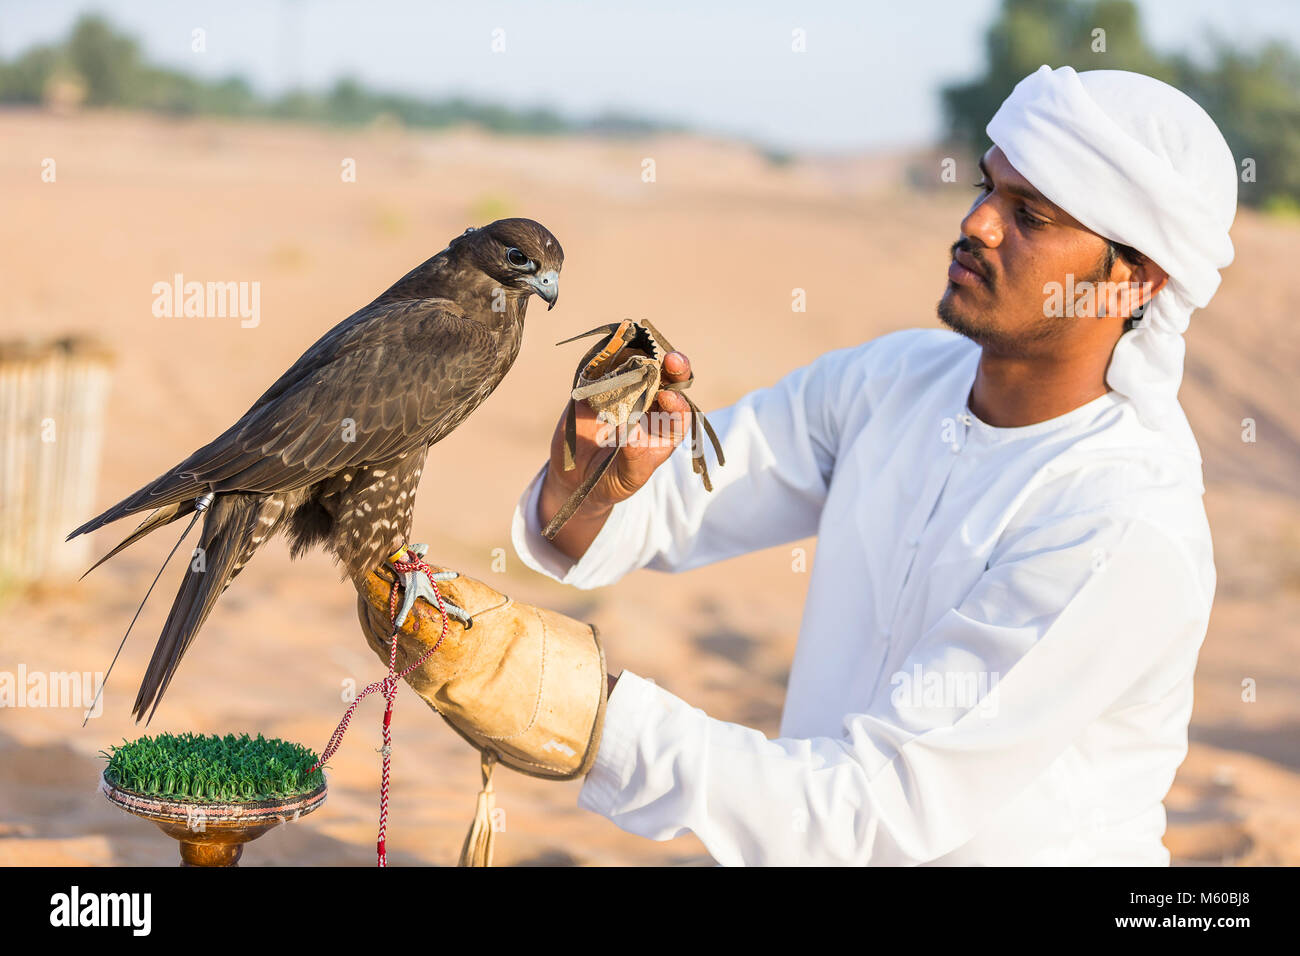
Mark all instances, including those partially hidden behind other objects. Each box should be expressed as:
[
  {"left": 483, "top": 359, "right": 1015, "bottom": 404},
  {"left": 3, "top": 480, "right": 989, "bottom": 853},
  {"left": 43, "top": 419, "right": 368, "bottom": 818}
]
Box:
[{"left": 986, "top": 65, "right": 1238, "bottom": 429}]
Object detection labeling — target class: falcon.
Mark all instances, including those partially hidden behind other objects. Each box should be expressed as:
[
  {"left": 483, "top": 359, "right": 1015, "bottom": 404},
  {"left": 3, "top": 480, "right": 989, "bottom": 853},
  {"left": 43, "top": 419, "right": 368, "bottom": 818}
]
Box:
[{"left": 69, "top": 218, "right": 563, "bottom": 722}]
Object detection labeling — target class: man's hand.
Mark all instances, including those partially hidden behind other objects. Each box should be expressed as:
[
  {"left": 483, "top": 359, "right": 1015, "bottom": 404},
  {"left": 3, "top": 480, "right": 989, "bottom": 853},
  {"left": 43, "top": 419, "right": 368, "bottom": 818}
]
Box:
[{"left": 539, "top": 351, "right": 694, "bottom": 560}]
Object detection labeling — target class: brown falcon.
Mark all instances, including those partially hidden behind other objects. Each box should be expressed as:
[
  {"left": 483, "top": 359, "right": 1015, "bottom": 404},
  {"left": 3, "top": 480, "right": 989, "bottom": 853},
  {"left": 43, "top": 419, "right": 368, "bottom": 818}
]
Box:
[{"left": 69, "top": 218, "right": 563, "bottom": 722}]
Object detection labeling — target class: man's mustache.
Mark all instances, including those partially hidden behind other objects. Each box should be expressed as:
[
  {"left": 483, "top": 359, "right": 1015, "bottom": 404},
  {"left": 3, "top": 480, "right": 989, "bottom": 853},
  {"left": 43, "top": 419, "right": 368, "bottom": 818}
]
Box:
[{"left": 950, "top": 239, "right": 994, "bottom": 284}]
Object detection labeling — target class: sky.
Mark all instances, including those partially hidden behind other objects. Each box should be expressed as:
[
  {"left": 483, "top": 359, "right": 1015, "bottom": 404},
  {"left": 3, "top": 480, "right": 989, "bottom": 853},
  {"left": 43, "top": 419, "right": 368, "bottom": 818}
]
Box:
[{"left": 0, "top": 0, "right": 1295, "bottom": 152}]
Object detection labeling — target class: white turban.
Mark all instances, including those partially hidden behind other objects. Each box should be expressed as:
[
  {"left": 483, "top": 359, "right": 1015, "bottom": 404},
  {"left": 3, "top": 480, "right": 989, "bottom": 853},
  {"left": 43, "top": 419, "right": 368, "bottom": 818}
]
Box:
[{"left": 986, "top": 65, "right": 1238, "bottom": 429}]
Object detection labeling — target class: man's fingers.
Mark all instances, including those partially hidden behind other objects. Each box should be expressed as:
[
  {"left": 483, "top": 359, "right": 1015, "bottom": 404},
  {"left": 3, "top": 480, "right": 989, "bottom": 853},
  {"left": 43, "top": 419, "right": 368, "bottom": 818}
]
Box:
[
  {"left": 652, "top": 392, "right": 691, "bottom": 444},
  {"left": 662, "top": 351, "right": 690, "bottom": 383},
  {"left": 654, "top": 355, "right": 692, "bottom": 449},
  {"left": 655, "top": 388, "right": 688, "bottom": 414}
]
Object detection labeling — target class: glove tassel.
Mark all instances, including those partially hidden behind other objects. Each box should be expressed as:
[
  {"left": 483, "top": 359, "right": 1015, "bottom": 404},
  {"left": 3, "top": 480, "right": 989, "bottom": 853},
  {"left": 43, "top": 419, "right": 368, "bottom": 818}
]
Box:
[{"left": 458, "top": 749, "right": 498, "bottom": 867}]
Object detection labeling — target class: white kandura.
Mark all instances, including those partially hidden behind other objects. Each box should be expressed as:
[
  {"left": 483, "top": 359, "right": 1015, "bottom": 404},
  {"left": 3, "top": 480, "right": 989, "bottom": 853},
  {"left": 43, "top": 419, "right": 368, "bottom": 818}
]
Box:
[{"left": 512, "top": 329, "right": 1215, "bottom": 866}]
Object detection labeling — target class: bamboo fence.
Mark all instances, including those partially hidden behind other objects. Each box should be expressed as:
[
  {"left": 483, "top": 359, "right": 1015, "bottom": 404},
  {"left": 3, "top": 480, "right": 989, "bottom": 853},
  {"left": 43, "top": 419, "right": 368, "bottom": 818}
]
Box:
[{"left": 0, "top": 337, "right": 114, "bottom": 584}]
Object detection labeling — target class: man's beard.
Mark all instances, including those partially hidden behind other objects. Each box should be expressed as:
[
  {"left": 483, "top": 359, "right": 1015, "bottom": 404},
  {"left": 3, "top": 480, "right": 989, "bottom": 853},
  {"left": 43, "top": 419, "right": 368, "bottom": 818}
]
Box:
[
  {"left": 936, "top": 292, "right": 1061, "bottom": 358},
  {"left": 937, "top": 244, "right": 1113, "bottom": 358}
]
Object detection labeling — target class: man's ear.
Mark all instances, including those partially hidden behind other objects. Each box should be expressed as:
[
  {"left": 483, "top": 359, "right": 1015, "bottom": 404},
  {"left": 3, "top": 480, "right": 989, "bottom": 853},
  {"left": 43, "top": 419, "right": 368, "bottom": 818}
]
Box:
[
  {"left": 1110, "top": 255, "right": 1169, "bottom": 321},
  {"left": 1132, "top": 259, "right": 1169, "bottom": 311}
]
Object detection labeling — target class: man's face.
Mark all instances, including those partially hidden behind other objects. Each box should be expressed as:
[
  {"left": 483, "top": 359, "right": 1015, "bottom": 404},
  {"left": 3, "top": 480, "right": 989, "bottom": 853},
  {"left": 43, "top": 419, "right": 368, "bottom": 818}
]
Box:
[{"left": 937, "top": 146, "right": 1117, "bottom": 357}]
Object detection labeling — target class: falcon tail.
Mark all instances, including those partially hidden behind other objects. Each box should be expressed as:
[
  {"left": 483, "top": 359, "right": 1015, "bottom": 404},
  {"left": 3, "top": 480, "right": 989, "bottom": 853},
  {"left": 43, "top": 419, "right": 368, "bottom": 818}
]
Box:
[
  {"left": 79, "top": 501, "right": 196, "bottom": 580},
  {"left": 66, "top": 467, "right": 208, "bottom": 543},
  {"left": 132, "top": 493, "right": 270, "bottom": 723}
]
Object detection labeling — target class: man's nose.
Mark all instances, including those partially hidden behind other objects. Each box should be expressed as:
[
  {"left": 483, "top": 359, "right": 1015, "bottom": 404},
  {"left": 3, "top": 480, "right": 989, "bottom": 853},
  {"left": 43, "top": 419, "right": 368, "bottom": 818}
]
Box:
[{"left": 960, "top": 195, "right": 1004, "bottom": 249}]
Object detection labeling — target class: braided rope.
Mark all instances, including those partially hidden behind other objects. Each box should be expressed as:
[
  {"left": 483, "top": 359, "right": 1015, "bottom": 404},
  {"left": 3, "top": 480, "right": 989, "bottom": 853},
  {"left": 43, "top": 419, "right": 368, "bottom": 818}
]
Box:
[{"left": 309, "top": 549, "right": 450, "bottom": 866}]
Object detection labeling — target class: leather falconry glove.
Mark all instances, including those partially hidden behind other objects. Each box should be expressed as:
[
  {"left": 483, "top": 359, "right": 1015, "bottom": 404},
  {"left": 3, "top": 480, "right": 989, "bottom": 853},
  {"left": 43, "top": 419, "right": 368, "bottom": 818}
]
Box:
[
  {"left": 355, "top": 548, "right": 607, "bottom": 866},
  {"left": 543, "top": 318, "right": 725, "bottom": 539}
]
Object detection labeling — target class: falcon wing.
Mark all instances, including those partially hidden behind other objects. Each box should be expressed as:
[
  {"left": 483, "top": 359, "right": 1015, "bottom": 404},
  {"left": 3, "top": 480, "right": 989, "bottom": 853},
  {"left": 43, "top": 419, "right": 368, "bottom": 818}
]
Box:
[{"left": 70, "top": 298, "right": 499, "bottom": 534}]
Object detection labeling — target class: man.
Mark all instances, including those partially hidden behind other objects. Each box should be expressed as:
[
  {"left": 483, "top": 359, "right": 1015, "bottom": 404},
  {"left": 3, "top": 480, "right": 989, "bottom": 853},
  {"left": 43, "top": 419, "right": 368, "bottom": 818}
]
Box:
[{"left": 508, "top": 66, "right": 1238, "bottom": 865}]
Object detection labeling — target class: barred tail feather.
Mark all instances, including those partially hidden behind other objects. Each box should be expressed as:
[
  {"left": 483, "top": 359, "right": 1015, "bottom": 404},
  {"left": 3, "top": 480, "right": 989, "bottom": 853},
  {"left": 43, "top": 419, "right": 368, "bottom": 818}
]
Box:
[
  {"left": 132, "top": 493, "right": 272, "bottom": 723},
  {"left": 80, "top": 502, "right": 196, "bottom": 580}
]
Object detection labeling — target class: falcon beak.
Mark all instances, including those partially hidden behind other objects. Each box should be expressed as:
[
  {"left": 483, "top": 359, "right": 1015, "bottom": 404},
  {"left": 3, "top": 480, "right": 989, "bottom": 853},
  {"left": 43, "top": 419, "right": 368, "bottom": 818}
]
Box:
[{"left": 526, "top": 270, "right": 560, "bottom": 310}]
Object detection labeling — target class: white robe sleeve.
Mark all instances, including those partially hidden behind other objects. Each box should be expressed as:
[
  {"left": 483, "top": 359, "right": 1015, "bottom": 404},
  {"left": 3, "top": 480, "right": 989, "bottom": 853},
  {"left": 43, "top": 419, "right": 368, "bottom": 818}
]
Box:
[
  {"left": 577, "top": 515, "right": 1210, "bottom": 865},
  {"left": 510, "top": 345, "right": 865, "bottom": 589}
]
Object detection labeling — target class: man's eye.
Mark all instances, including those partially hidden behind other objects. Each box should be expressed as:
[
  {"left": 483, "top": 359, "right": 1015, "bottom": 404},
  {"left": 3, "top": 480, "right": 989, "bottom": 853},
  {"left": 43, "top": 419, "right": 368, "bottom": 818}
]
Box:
[
  {"left": 506, "top": 247, "right": 530, "bottom": 267},
  {"left": 1018, "top": 208, "right": 1047, "bottom": 229}
]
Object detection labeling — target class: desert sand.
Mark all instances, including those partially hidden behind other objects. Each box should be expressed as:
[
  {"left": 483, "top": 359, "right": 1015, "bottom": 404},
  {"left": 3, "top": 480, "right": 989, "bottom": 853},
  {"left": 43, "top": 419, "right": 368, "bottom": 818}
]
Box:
[{"left": 0, "top": 110, "right": 1296, "bottom": 865}]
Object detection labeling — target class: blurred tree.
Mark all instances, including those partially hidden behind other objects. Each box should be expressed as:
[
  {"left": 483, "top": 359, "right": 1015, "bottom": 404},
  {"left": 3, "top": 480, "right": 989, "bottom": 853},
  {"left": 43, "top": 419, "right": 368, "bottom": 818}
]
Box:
[
  {"left": 941, "top": 0, "right": 1173, "bottom": 149},
  {"left": 67, "top": 14, "right": 142, "bottom": 106},
  {"left": 0, "top": 12, "right": 671, "bottom": 140},
  {"left": 0, "top": 45, "right": 60, "bottom": 103},
  {"left": 200, "top": 76, "right": 260, "bottom": 117},
  {"left": 941, "top": 0, "right": 1300, "bottom": 209},
  {"left": 326, "top": 77, "right": 373, "bottom": 124},
  {"left": 1172, "top": 39, "right": 1300, "bottom": 212}
]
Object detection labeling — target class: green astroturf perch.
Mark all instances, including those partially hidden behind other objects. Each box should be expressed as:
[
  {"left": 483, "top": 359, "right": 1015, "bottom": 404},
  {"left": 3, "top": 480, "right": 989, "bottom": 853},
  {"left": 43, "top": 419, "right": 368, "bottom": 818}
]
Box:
[{"left": 101, "top": 732, "right": 325, "bottom": 803}]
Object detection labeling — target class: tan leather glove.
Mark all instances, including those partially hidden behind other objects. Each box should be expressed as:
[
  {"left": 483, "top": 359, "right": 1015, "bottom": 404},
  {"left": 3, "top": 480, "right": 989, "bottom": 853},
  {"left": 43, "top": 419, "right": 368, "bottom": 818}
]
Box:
[
  {"left": 354, "top": 550, "right": 608, "bottom": 866},
  {"left": 354, "top": 553, "right": 607, "bottom": 780}
]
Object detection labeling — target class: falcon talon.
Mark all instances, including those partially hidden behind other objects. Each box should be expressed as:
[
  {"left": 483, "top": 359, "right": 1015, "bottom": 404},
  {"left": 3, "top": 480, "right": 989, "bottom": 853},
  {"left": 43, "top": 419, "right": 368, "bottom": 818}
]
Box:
[
  {"left": 393, "top": 567, "right": 473, "bottom": 630},
  {"left": 440, "top": 602, "right": 473, "bottom": 630}
]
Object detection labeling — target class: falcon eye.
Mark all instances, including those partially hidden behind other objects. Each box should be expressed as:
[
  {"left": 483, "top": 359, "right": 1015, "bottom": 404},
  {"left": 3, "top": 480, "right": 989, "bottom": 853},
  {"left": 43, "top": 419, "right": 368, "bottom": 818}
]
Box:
[{"left": 506, "top": 247, "right": 531, "bottom": 268}]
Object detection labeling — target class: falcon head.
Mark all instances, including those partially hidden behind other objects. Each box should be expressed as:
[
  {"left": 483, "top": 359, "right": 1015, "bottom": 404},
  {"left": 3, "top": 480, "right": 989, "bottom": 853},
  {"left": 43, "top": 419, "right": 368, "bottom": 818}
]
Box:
[{"left": 452, "top": 218, "right": 564, "bottom": 310}]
